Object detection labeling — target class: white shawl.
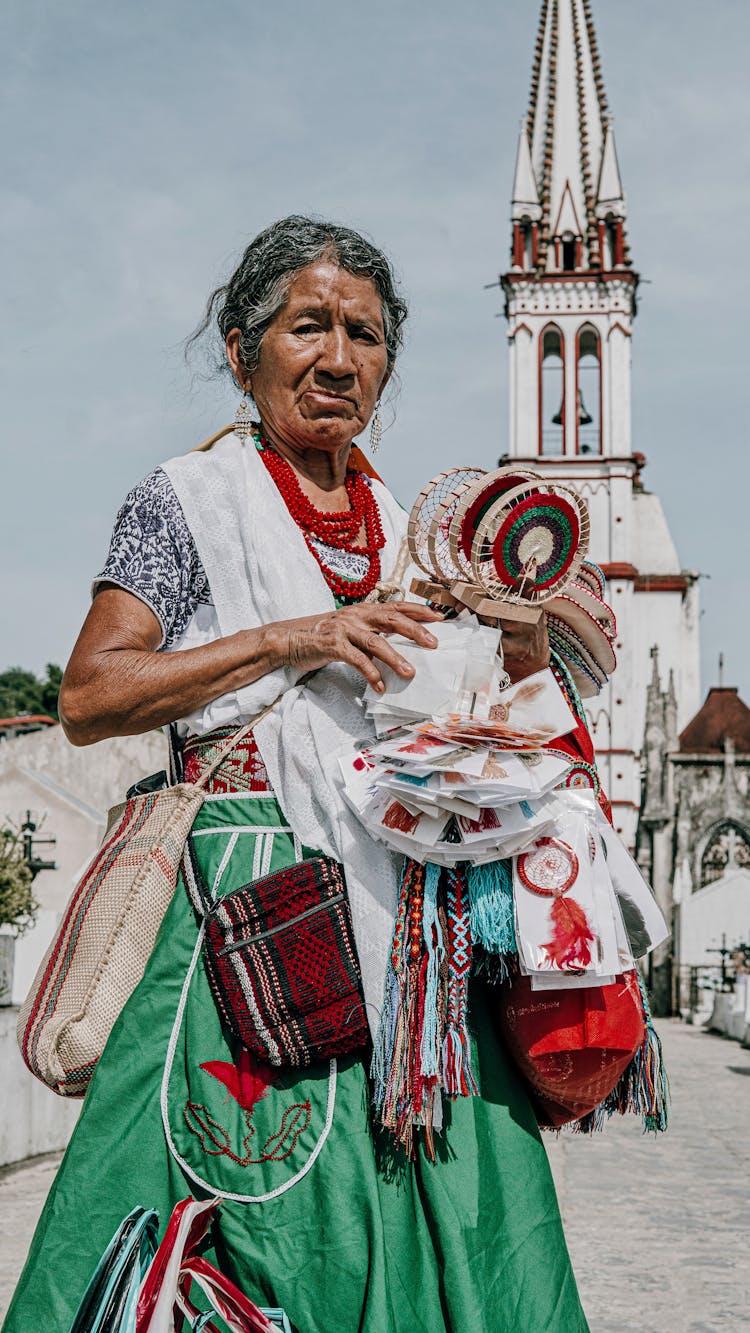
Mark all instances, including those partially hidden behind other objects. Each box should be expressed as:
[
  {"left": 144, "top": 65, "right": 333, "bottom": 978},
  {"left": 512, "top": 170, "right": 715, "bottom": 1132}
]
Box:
[{"left": 162, "top": 432, "right": 407, "bottom": 1037}]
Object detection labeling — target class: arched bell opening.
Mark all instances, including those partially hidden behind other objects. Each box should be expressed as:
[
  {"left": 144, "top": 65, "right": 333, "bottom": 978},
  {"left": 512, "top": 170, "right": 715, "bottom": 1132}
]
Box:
[
  {"left": 522, "top": 218, "right": 535, "bottom": 270},
  {"left": 576, "top": 325, "right": 602, "bottom": 455},
  {"left": 539, "top": 325, "right": 565, "bottom": 456},
  {"left": 561, "top": 232, "right": 577, "bottom": 272}
]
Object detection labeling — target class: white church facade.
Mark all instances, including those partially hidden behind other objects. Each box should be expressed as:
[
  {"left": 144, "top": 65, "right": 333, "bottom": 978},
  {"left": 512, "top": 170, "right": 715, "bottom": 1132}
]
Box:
[{"left": 499, "top": 0, "right": 701, "bottom": 852}]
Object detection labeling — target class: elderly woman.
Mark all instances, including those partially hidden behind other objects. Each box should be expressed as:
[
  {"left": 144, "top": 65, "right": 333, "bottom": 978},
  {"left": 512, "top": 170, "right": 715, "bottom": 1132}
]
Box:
[{"left": 5, "top": 217, "right": 587, "bottom": 1333}]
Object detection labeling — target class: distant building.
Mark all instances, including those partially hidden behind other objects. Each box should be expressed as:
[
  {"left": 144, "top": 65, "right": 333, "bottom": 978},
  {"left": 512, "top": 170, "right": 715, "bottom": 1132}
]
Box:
[
  {"left": 0, "top": 715, "right": 57, "bottom": 744},
  {"left": 0, "top": 724, "right": 166, "bottom": 1004},
  {"left": 500, "top": 0, "right": 701, "bottom": 849},
  {"left": 638, "top": 651, "right": 750, "bottom": 1013}
]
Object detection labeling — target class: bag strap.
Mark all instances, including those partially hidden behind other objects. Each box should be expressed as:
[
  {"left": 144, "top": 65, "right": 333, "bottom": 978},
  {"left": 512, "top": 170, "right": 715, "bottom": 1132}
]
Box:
[
  {"left": 190, "top": 691, "right": 285, "bottom": 792},
  {"left": 189, "top": 664, "right": 319, "bottom": 792},
  {"left": 191, "top": 423, "right": 235, "bottom": 453}
]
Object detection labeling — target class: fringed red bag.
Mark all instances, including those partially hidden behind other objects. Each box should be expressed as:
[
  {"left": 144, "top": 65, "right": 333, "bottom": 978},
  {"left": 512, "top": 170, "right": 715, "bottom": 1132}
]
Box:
[{"left": 497, "top": 970, "right": 646, "bottom": 1128}]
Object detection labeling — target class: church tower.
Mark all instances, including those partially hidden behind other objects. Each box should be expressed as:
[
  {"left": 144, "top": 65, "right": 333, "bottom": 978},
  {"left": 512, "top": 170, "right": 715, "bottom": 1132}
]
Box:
[{"left": 501, "top": 0, "right": 701, "bottom": 847}]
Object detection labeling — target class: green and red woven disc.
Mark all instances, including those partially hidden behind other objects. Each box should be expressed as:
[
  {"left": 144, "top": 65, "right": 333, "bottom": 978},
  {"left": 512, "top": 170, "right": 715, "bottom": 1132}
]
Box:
[
  {"left": 459, "top": 474, "right": 532, "bottom": 564},
  {"left": 490, "top": 493, "right": 580, "bottom": 590}
]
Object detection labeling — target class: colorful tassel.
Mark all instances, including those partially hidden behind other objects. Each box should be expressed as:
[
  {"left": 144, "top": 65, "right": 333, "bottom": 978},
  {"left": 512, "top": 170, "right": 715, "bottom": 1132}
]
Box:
[
  {"left": 371, "top": 859, "right": 436, "bottom": 1158},
  {"left": 442, "top": 868, "right": 478, "bottom": 1099},
  {"left": 420, "top": 862, "right": 444, "bottom": 1083},
  {"left": 629, "top": 974, "right": 670, "bottom": 1132},
  {"left": 371, "top": 860, "right": 412, "bottom": 1118},
  {"left": 466, "top": 859, "right": 516, "bottom": 958},
  {"left": 372, "top": 858, "right": 481, "bottom": 1158},
  {"left": 572, "top": 973, "right": 670, "bottom": 1135}
]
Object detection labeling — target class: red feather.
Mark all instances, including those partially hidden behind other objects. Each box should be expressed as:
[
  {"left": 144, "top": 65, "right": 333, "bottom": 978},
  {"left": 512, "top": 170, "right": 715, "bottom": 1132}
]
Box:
[
  {"left": 542, "top": 895, "right": 595, "bottom": 969},
  {"left": 200, "top": 1047, "right": 274, "bottom": 1111}
]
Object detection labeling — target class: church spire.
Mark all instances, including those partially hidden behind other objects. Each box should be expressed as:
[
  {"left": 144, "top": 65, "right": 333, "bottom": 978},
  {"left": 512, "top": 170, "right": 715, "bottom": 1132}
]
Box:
[{"left": 511, "top": 0, "right": 631, "bottom": 274}]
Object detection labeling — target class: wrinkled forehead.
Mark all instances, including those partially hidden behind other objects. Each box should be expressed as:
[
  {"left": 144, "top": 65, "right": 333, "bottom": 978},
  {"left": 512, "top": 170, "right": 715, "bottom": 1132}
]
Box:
[{"left": 282, "top": 260, "right": 385, "bottom": 326}]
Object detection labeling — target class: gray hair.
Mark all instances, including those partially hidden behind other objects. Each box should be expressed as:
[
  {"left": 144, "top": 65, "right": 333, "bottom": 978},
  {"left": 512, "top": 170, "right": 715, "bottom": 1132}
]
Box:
[{"left": 188, "top": 214, "right": 408, "bottom": 381}]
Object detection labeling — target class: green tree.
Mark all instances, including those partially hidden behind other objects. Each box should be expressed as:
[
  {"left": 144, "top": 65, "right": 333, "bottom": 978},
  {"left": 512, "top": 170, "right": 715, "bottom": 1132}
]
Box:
[
  {"left": 40, "top": 663, "right": 64, "bottom": 717},
  {"left": 0, "top": 829, "right": 39, "bottom": 936},
  {"left": 0, "top": 663, "right": 64, "bottom": 720}
]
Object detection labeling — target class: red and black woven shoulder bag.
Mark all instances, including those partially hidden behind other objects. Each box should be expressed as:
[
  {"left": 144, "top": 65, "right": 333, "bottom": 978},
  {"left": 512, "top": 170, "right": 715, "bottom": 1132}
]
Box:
[{"left": 183, "top": 838, "right": 369, "bottom": 1068}]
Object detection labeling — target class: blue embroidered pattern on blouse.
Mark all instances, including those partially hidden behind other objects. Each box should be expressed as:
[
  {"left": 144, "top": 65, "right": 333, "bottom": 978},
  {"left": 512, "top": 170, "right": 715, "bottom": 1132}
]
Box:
[
  {"left": 95, "top": 469, "right": 376, "bottom": 649},
  {"left": 94, "top": 468, "right": 212, "bottom": 649}
]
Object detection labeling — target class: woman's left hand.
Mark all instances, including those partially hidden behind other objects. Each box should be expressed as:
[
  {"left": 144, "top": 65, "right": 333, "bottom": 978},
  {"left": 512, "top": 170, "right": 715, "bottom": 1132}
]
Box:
[{"left": 499, "top": 611, "right": 550, "bottom": 684}]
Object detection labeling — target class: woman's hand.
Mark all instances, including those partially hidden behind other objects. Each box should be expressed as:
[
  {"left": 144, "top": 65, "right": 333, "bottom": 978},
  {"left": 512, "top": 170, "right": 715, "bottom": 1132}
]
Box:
[
  {"left": 59, "top": 589, "right": 442, "bottom": 744},
  {"left": 272, "top": 601, "right": 443, "bottom": 693},
  {"left": 500, "top": 611, "right": 550, "bottom": 684}
]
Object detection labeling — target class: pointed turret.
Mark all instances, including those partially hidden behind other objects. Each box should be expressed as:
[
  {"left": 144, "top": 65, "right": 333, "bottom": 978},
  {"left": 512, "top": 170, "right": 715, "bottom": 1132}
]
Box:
[
  {"left": 665, "top": 669, "right": 679, "bottom": 751},
  {"left": 511, "top": 120, "right": 541, "bottom": 220},
  {"left": 512, "top": 0, "right": 632, "bottom": 273},
  {"left": 596, "top": 121, "right": 625, "bottom": 216},
  {"left": 500, "top": 1, "right": 701, "bottom": 853}
]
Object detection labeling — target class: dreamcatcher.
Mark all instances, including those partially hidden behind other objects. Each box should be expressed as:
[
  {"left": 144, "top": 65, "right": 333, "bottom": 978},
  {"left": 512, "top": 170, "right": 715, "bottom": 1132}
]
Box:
[{"left": 408, "top": 467, "right": 486, "bottom": 584}]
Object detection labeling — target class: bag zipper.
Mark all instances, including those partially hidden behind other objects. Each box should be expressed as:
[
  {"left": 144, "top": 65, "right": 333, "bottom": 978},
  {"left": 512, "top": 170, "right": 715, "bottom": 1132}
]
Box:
[{"left": 218, "top": 892, "right": 346, "bottom": 956}]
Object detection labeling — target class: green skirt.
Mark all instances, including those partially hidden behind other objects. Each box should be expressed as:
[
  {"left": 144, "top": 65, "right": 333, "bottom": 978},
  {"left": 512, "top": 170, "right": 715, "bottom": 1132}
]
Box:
[{"left": 4, "top": 794, "right": 588, "bottom": 1332}]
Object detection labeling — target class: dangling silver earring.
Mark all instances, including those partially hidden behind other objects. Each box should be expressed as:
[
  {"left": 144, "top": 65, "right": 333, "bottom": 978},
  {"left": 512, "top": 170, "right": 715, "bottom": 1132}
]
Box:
[
  {"left": 369, "top": 400, "right": 383, "bottom": 453},
  {"left": 234, "top": 383, "right": 256, "bottom": 440}
]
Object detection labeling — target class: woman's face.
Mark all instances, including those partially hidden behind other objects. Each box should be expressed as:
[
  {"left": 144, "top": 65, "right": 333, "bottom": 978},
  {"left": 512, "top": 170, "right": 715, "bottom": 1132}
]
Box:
[{"left": 227, "top": 260, "right": 391, "bottom": 455}]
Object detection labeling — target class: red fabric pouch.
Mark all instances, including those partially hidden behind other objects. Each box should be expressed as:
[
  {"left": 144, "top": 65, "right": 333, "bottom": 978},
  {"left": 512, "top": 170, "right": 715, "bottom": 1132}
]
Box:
[
  {"left": 497, "top": 970, "right": 645, "bottom": 1127},
  {"left": 183, "top": 840, "right": 369, "bottom": 1068}
]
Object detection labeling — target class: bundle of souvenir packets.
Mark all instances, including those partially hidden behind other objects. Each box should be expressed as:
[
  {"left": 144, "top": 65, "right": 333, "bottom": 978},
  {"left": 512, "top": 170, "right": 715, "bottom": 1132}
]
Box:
[{"left": 338, "top": 616, "right": 668, "bottom": 989}]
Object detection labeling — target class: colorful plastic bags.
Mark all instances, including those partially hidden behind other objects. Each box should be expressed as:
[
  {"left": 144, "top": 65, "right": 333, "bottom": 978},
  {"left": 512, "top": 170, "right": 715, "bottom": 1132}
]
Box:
[{"left": 68, "top": 1198, "right": 288, "bottom": 1333}]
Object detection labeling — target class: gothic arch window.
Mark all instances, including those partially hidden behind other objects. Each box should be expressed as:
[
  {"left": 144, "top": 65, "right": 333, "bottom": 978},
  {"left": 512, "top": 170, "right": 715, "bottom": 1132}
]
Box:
[
  {"left": 540, "top": 324, "right": 565, "bottom": 456},
  {"left": 699, "top": 821, "right": 750, "bottom": 888},
  {"left": 576, "top": 325, "right": 601, "bottom": 455}
]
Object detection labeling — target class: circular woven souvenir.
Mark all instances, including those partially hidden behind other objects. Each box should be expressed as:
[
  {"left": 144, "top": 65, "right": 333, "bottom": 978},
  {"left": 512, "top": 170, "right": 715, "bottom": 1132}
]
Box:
[
  {"left": 407, "top": 468, "right": 486, "bottom": 578},
  {"left": 561, "top": 760, "right": 600, "bottom": 796},
  {"left": 547, "top": 584, "right": 616, "bottom": 644},
  {"left": 449, "top": 468, "right": 542, "bottom": 579},
  {"left": 516, "top": 837, "right": 579, "bottom": 896},
  {"left": 471, "top": 481, "right": 589, "bottom": 604},
  {"left": 575, "top": 559, "right": 607, "bottom": 600},
  {"left": 547, "top": 620, "right": 605, "bottom": 700},
  {"left": 426, "top": 474, "right": 488, "bottom": 580}
]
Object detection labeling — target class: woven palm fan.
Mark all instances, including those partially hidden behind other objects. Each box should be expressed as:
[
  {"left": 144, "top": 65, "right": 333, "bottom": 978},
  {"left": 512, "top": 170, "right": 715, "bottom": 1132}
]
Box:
[{"left": 470, "top": 478, "right": 590, "bottom": 609}]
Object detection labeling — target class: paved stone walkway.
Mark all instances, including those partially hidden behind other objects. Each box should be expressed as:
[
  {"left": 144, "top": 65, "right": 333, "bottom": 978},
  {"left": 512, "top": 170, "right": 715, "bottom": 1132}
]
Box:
[
  {"left": 1, "top": 1022, "right": 748, "bottom": 1329},
  {"left": 545, "top": 1020, "right": 750, "bottom": 1332},
  {"left": 0, "top": 1151, "right": 62, "bottom": 1325}
]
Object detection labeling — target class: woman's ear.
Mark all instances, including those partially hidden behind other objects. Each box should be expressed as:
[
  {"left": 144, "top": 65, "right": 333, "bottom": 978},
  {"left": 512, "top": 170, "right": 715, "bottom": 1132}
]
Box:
[
  {"left": 225, "top": 328, "right": 247, "bottom": 387},
  {"left": 378, "top": 364, "right": 394, "bottom": 400}
]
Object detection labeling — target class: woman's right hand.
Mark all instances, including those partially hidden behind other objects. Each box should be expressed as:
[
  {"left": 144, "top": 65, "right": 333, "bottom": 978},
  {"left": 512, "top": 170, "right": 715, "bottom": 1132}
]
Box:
[{"left": 272, "top": 601, "right": 443, "bottom": 693}]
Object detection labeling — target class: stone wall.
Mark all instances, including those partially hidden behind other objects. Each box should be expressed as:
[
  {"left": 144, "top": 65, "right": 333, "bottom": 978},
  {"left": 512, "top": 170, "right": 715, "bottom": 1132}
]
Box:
[
  {"left": 0, "top": 723, "right": 167, "bottom": 818},
  {"left": 0, "top": 726, "right": 167, "bottom": 1002},
  {"left": 707, "top": 977, "right": 750, "bottom": 1046},
  {"left": 0, "top": 726, "right": 167, "bottom": 1164},
  {"left": 0, "top": 1008, "right": 80, "bottom": 1166}
]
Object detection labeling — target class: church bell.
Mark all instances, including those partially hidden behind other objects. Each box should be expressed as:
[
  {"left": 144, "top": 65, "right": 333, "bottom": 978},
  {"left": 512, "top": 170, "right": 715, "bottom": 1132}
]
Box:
[{"left": 551, "top": 389, "right": 593, "bottom": 427}]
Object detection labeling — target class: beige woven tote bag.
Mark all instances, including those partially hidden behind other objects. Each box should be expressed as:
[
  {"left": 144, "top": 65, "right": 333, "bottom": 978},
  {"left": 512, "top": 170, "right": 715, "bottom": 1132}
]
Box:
[{"left": 17, "top": 705, "right": 276, "bottom": 1097}]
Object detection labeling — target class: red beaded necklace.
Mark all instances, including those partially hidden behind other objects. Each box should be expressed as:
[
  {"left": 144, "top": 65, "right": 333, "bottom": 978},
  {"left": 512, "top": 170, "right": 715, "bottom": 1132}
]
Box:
[{"left": 256, "top": 434, "right": 385, "bottom": 601}]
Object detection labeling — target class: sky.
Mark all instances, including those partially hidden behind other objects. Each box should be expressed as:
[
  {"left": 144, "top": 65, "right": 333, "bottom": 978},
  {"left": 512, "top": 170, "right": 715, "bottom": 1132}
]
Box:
[{"left": 2, "top": 0, "right": 749, "bottom": 703}]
